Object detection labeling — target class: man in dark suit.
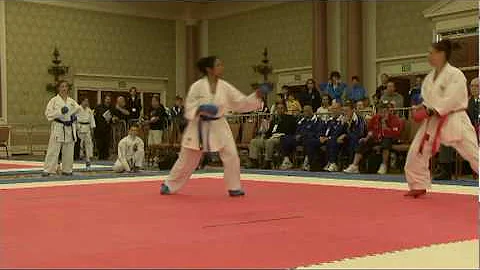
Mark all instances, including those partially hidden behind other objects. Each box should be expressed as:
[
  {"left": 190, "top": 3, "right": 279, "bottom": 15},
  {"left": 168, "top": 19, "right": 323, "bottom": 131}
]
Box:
[
  {"left": 248, "top": 102, "right": 297, "bottom": 169},
  {"left": 126, "top": 87, "right": 142, "bottom": 123},
  {"left": 467, "top": 77, "right": 479, "bottom": 132},
  {"left": 94, "top": 95, "right": 112, "bottom": 160}
]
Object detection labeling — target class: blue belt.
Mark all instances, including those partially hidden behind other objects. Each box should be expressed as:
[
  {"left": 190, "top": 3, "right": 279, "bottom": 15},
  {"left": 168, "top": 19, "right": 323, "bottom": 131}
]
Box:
[{"left": 198, "top": 115, "right": 220, "bottom": 153}]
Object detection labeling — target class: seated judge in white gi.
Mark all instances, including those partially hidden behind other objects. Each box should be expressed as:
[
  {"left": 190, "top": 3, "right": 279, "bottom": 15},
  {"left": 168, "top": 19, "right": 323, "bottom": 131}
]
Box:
[
  {"left": 405, "top": 39, "right": 479, "bottom": 198},
  {"left": 113, "top": 124, "right": 145, "bottom": 173},
  {"left": 76, "top": 97, "right": 96, "bottom": 170},
  {"left": 160, "top": 56, "right": 271, "bottom": 197},
  {"left": 42, "top": 80, "right": 81, "bottom": 177}
]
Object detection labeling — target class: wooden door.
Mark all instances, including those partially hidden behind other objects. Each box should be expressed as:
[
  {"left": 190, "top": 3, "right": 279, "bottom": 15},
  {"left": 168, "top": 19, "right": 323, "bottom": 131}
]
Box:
[
  {"left": 450, "top": 35, "right": 479, "bottom": 68},
  {"left": 77, "top": 90, "right": 98, "bottom": 109}
]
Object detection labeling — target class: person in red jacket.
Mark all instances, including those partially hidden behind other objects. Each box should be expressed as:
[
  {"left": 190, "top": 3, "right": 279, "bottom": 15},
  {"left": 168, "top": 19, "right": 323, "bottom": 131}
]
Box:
[{"left": 344, "top": 100, "right": 404, "bottom": 174}]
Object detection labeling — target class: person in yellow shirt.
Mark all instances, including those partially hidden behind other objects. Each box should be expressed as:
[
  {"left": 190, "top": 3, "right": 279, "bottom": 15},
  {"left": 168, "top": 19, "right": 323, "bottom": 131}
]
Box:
[{"left": 286, "top": 92, "right": 302, "bottom": 116}]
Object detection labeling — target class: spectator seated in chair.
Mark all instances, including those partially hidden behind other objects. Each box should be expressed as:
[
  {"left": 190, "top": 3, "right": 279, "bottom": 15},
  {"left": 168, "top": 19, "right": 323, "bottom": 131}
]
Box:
[
  {"left": 322, "top": 102, "right": 349, "bottom": 172},
  {"left": 343, "top": 100, "right": 404, "bottom": 174},
  {"left": 279, "top": 105, "right": 321, "bottom": 170},
  {"left": 336, "top": 100, "right": 367, "bottom": 170},
  {"left": 248, "top": 102, "right": 297, "bottom": 169}
]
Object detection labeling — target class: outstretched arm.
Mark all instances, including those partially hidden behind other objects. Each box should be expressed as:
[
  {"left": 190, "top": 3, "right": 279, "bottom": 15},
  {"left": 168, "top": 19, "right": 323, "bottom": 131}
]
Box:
[{"left": 226, "top": 82, "right": 264, "bottom": 113}]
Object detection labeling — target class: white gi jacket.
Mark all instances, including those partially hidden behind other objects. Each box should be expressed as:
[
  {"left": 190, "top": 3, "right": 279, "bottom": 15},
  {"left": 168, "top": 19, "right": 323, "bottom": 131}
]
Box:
[
  {"left": 45, "top": 95, "right": 81, "bottom": 143},
  {"left": 117, "top": 135, "right": 145, "bottom": 171},
  {"left": 421, "top": 63, "right": 471, "bottom": 144},
  {"left": 76, "top": 106, "right": 96, "bottom": 133},
  {"left": 182, "top": 77, "right": 263, "bottom": 151}
]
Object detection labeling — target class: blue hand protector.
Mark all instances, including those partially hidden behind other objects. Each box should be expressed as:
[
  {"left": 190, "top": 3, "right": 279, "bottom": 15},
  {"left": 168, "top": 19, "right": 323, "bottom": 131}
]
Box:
[
  {"left": 61, "top": 106, "right": 69, "bottom": 114},
  {"left": 258, "top": 83, "right": 273, "bottom": 95},
  {"left": 198, "top": 104, "right": 218, "bottom": 116}
]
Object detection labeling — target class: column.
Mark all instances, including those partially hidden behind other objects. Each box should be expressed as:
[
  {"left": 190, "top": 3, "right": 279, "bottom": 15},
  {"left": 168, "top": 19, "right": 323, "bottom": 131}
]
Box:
[
  {"left": 346, "top": 2, "right": 362, "bottom": 82},
  {"left": 185, "top": 19, "right": 200, "bottom": 87},
  {"left": 198, "top": 20, "right": 209, "bottom": 58},
  {"left": 0, "top": 0, "right": 7, "bottom": 122},
  {"left": 312, "top": 0, "right": 328, "bottom": 84},
  {"left": 326, "top": 1, "right": 342, "bottom": 74},
  {"left": 175, "top": 20, "right": 187, "bottom": 98},
  {"left": 362, "top": 1, "right": 376, "bottom": 99}
]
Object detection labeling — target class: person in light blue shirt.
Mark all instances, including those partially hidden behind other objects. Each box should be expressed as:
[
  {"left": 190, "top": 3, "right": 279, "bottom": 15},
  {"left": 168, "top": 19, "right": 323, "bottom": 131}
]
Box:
[
  {"left": 345, "top": 76, "right": 367, "bottom": 103},
  {"left": 319, "top": 71, "right": 348, "bottom": 104},
  {"left": 408, "top": 76, "right": 424, "bottom": 106}
]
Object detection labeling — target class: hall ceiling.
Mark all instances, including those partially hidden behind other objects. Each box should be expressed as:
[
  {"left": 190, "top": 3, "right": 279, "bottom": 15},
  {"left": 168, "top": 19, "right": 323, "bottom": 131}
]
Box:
[{"left": 27, "top": 1, "right": 288, "bottom": 20}]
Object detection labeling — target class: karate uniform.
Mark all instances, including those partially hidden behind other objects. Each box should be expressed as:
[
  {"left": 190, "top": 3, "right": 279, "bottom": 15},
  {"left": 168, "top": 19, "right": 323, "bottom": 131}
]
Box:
[
  {"left": 338, "top": 112, "right": 367, "bottom": 162},
  {"left": 76, "top": 106, "right": 96, "bottom": 163},
  {"left": 164, "top": 77, "right": 262, "bottom": 193},
  {"left": 113, "top": 135, "right": 145, "bottom": 172},
  {"left": 43, "top": 95, "right": 81, "bottom": 174},
  {"left": 405, "top": 63, "right": 479, "bottom": 190}
]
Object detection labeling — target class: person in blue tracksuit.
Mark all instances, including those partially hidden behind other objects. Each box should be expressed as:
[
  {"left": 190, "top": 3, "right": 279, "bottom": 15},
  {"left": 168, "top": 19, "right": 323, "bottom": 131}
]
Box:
[
  {"left": 323, "top": 103, "right": 348, "bottom": 172},
  {"left": 408, "top": 76, "right": 424, "bottom": 106},
  {"left": 319, "top": 71, "right": 348, "bottom": 104},
  {"left": 337, "top": 101, "right": 367, "bottom": 165},
  {"left": 344, "top": 76, "right": 368, "bottom": 103},
  {"left": 279, "top": 105, "right": 321, "bottom": 170}
]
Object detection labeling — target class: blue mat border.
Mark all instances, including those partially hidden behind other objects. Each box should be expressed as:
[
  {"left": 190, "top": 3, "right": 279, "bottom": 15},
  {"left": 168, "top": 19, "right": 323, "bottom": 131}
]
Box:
[{"left": 0, "top": 168, "right": 476, "bottom": 187}]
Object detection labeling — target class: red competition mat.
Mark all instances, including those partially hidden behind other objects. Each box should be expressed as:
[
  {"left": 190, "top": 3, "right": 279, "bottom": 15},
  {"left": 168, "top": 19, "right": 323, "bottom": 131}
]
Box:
[{"left": 1, "top": 178, "right": 477, "bottom": 268}]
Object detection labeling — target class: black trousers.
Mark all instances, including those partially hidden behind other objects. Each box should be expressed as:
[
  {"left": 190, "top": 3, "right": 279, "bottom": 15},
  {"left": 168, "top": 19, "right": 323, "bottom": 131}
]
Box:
[{"left": 95, "top": 127, "right": 111, "bottom": 160}]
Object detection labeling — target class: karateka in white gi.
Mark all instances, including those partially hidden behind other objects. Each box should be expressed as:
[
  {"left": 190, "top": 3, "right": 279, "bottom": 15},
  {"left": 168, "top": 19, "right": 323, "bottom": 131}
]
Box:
[
  {"left": 76, "top": 97, "right": 96, "bottom": 170},
  {"left": 42, "top": 80, "right": 81, "bottom": 177},
  {"left": 160, "top": 56, "right": 272, "bottom": 197},
  {"left": 113, "top": 124, "right": 145, "bottom": 173},
  {"left": 405, "top": 39, "right": 479, "bottom": 198}
]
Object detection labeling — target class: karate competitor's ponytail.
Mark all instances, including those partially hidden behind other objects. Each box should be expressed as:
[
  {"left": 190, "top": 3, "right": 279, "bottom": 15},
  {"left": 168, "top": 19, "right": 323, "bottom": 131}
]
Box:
[
  {"left": 432, "top": 39, "right": 461, "bottom": 61},
  {"left": 197, "top": 56, "right": 218, "bottom": 76}
]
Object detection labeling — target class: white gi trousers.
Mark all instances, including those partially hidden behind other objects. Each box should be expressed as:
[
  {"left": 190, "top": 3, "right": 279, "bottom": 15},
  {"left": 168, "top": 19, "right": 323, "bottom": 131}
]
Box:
[
  {"left": 405, "top": 114, "right": 479, "bottom": 190},
  {"left": 43, "top": 126, "right": 75, "bottom": 174},
  {"left": 164, "top": 137, "right": 241, "bottom": 193},
  {"left": 77, "top": 131, "right": 93, "bottom": 162}
]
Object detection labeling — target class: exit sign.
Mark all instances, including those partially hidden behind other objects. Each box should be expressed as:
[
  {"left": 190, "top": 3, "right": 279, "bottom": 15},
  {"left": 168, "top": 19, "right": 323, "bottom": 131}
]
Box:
[{"left": 401, "top": 63, "right": 412, "bottom": 72}]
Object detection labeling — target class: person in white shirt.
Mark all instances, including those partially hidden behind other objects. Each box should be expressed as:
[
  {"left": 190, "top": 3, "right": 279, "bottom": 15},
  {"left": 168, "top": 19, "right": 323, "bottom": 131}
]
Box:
[
  {"left": 76, "top": 97, "right": 96, "bottom": 170},
  {"left": 42, "top": 80, "right": 81, "bottom": 177},
  {"left": 113, "top": 124, "right": 145, "bottom": 173}
]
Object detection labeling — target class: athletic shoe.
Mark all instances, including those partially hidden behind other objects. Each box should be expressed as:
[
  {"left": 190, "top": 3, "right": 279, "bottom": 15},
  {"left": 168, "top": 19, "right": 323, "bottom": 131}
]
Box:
[
  {"left": 327, "top": 163, "right": 339, "bottom": 172},
  {"left": 86, "top": 162, "right": 91, "bottom": 171},
  {"left": 404, "top": 189, "right": 426, "bottom": 198},
  {"left": 323, "top": 163, "right": 331, "bottom": 171},
  {"left": 228, "top": 189, "right": 245, "bottom": 197},
  {"left": 280, "top": 157, "right": 293, "bottom": 170},
  {"left": 377, "top": 163, "right": 387, "bottom": 175},
  {"left": 62, "top": 172, "right": 73, "bottom": 176},
  {"left": 343, "top": 164, "right": 359, "bottom": 174},
  {"left": 160, "top": 183, "right": 171, "bottom": 195},
  {"left": 41, "top": 172, "right": 50, "bottom": 177}
]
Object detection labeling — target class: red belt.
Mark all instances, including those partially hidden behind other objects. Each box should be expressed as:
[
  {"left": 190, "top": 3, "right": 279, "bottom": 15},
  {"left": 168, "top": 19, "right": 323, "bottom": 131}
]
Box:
[{"left": 418, "top": 108, "right": 466, "bottom": 155}]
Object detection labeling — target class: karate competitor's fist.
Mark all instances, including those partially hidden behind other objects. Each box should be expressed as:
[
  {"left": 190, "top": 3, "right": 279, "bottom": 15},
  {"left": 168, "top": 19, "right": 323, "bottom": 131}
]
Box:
[
  {"left": 61, "top": 106, "right": 69, "bottom": 114},
  {"left": 198, "top": 104, "right": 218, "bottom": 116}
]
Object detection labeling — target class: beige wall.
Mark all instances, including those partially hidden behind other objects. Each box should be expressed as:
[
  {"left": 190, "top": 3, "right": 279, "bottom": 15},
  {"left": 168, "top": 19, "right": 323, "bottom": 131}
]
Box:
[
  {"left": 5, "top": 1, "right": 176, "bottom": 124},
  {"left": 376, "top": 1, "right": 435, "bottom": 59},
  {"left": 208, "top": 2, "right": 313, "bottom": 93}
]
